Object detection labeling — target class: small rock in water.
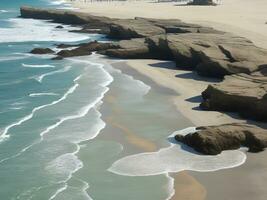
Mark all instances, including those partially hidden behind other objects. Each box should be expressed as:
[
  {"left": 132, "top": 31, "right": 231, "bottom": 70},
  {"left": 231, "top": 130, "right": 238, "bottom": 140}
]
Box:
[
  {"left": 30, "top": 48, "right": 54, "bottom": 54},
  {"left": 55, "top": 25, "right": 64, "bottom": 29}
]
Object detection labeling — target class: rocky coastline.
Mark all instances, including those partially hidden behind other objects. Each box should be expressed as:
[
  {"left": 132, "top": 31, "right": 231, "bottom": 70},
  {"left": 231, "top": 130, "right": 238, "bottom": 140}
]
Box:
[{"left": 20, "top": 6, "right": 267, "bottom": 155}]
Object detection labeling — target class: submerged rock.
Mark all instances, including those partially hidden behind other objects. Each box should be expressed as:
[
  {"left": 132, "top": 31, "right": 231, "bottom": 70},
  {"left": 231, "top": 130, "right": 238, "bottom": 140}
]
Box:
[
  {"left": 175, "top": 123, "right": 267, "bottom": 155},
  {"left": 55, "top": 25, "right": 63, "bottom": 29},
  {"left": 30, "top": 48, "right": 54, "bottom": 54}
]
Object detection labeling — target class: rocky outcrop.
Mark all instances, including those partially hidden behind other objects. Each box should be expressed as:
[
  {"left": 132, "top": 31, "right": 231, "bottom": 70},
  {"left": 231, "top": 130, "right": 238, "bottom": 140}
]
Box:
[
  {"left": 22, "top": 6, "right": 267, "bottom": 123},
  {"left": 101, "top": 38, "right": 154, "bottom": 59},
  {"left": 175, "top": 123, "right": 267, "bottom": 155},
  {"left": 146, "top": 33, "right": 267, "bottom": 77},
  {"left": 20, "top": 7, "right": 222, "bottom": 37},
  {"left": 108, "top": 19, "right": 165, "bottom": 39},
  {"left": 201, "top": 69, "right": 267, "bottom": 121},
  {"left": 55, "top": 25, "right": 63, "bottom": 29},
  {"left": 54, "top": 41, "right": 118, "bottom": 59},
  {"left": 188, "top": 0, "right": 216, "bottom": 6},
  {"left": 20, "top": 6, "right": 112, "bottom": 33},
  {"left": 30, "top": 48, "right": 54, "bottom": 54}
]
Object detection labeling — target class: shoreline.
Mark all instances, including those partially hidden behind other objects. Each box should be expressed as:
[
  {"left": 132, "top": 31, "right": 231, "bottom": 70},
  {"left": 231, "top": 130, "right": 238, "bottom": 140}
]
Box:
[
  {"left": 108, "top": 58, "right": 267, "bottom": 200},
  {"left": 18, "top": 2, "right": 267, "bottom": 200},
  {"left": 124, "top": 59, "right": 244, "bottom": 127},
  {"left": 104, "top": 59, "right": 208, "bottom": 200}
]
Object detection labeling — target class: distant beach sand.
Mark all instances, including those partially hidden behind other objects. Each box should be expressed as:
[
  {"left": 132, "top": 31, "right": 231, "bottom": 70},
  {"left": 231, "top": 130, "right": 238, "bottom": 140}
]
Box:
[{"left": 69, "top": 0, "right": 267, "bottom": 49}]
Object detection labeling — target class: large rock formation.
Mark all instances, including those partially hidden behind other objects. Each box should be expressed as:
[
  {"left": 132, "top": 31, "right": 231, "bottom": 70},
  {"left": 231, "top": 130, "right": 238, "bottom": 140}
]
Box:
[
  {"left": 146, "top": 33, "right": 267, "bottom": 77},
  {"left": 20, "top": 7, "right": 223, "bottom": 37},
  {"left": 22, "top": 6, "right": 267, "bottom": 123},
  {"left": 108, "top": 19, "right": 165, "bottom": 39},
  {"left": 20, "top": 6, "right": 112, "bottom": 33},
  {"left": 30, "top": 48, "right": 54, "bottom": 54},
  {"left": 201, "top": 69, "right": 267, "bottom": 121},
  {"left": 101, "top": 38, "right": 154, "bottom": 59},
  {"left": 54, "top": 41, "right": 118, "bottom": 59},
  {"left": 175, "top": 123, "right": 267, "bottom": 155}
]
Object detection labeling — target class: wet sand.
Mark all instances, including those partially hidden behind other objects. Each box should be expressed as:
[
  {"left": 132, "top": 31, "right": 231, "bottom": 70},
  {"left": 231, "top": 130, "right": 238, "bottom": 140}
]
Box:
[
  {"left": 191, "top": 151, "right": 267, "bottom": 200},
  {"left": 108, "top": 60, "right": 267, "bottom": 200}
]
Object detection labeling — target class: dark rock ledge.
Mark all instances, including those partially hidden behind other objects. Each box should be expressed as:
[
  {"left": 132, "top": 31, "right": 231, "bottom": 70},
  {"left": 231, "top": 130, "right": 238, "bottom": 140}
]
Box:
[
  {"left": 175, "top": 123, "right": 267, "bottom": 155},
  {"left": 21, "top": 6, "right": 267, "bottom": 155}
]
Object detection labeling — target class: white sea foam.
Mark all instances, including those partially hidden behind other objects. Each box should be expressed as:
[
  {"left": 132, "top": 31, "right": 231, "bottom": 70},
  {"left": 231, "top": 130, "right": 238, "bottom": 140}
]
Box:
[
  {"left": 0, "top": 10, "right": 8, "bottom": 13},
  {"left": 9, "top": 107, "right": 24, "bottom": 110},
  {"left": 0, "top": 80, "right": 79, "bottom": 142},
  {"left": 22, "top": 63, "right": 55, "bottom": 68},
  {"left": 165, "top": 173, "right": 175, "bottom": 200},
  {"left": 48, "top": 184, "right": 68, "bottom": 200},
  {"left": 44, "top": 61, "right": 113, "bottom": 200},
  {"left": 49, "top": 0, "right": 67, "bottom": 5},
  {"left": 45, "top": 109, "right": 106, "bottom": 200},
  {"left": 0, "top": 55, "right": 29, "bottom": 62},
  {"left": 29, "top": 93, "right": 59, "bottom": 97},
  {"left": 39, "top": 86, "right": 109, "bottom": 140},
  {"left": 111, "top": 66, "right": 151, "bottom": 97},
  {"left": 35, "top": 65, "right": 72, "bottom": 83},
  {"left": 14, "top": 52, "right": 55, "bottom": 59},
  {"left": 71, "top": 54, "right": 151, "bottom": 96},
  {"left": 108, "top": 127, "right": 247, "bottom": 176},
  {"left": 10, "top": 101, "right": 28, "bottom": 106},
  {"left": 0, "top": 18, "right": 89, "bottom": 43},
  {"left": 1, "top": 59, "right": 113, "bottom": 200}
]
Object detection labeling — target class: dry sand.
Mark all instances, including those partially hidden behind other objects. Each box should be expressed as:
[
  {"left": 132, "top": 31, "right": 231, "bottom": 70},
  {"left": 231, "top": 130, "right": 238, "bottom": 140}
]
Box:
[
  {"left": 69, "top": 0, "right": 267, "bottom": 49},
  {"left": 67, "top": 0, "right": 267, "bottom": 126}
]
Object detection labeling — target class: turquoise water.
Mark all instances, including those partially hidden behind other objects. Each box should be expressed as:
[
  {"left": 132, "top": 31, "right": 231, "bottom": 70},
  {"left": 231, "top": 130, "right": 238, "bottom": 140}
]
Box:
[
  {"left": 0, "top": 1, "right": 247, "bottom": 199},
  {"left": 0, "top": 1, "right": 183, "bottom": 199}
]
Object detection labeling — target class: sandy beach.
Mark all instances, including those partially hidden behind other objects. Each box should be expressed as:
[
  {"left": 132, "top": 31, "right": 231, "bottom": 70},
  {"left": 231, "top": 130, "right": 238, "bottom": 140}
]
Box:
[
  {"left": 0, "top": 0, "right": 266, "bottom": 199},
  {"left": 65, "top": 0, "right": 267, "bottom": 199},
  {"left": 70, "top": 0, "right": 267, "bottom": 49}
]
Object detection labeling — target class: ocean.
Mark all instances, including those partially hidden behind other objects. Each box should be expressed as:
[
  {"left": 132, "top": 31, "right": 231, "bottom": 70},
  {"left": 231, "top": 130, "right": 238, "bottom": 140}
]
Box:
[{"left": 0, "top": 0, "right": 246, "bottom": 199}]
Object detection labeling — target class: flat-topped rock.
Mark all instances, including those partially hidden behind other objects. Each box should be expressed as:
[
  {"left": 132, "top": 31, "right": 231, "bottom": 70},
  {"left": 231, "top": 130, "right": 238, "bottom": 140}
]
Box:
[
  {"left": 147, "top": 33, "right": 267, "bottom": 77},
  {"left": 201, "top": 69, "right": 267, "bottom": 121},
  {"left": 108, "top": 19, "right": 165, "bottom": 39},
  {"left": 175, "top": 123, "right": 267, "bottom": 155}
]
